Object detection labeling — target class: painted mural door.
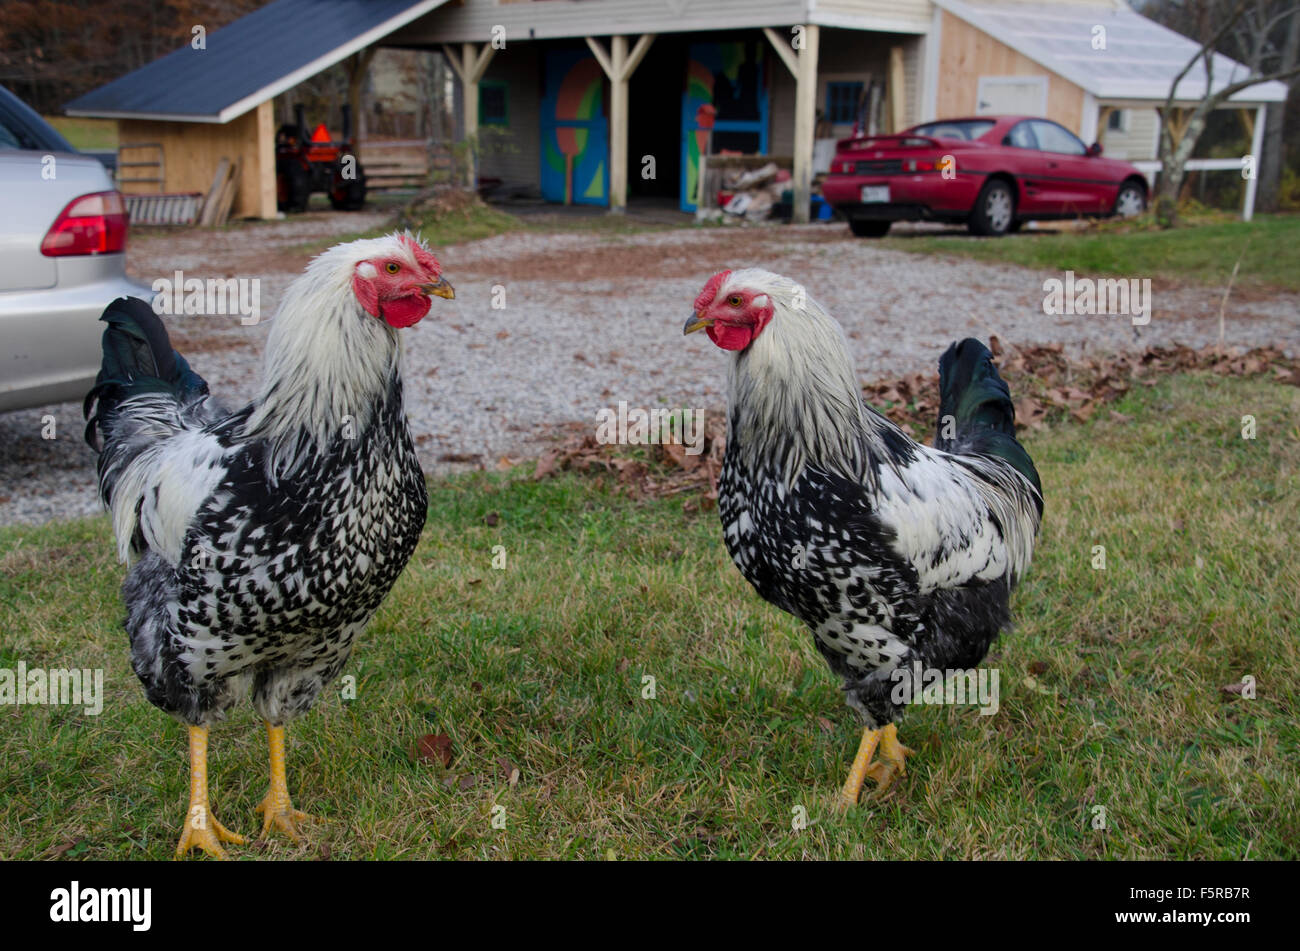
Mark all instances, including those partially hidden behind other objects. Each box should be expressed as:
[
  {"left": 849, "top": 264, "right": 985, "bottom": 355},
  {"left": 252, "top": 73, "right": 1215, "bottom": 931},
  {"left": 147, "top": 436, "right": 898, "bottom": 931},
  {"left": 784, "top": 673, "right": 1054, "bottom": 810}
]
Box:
[
  {"left": 681, "top": 41, "right": 768, "bottom": 212},
  {"left": 540, "top": 49, "right": 609, "bottom": 206}
]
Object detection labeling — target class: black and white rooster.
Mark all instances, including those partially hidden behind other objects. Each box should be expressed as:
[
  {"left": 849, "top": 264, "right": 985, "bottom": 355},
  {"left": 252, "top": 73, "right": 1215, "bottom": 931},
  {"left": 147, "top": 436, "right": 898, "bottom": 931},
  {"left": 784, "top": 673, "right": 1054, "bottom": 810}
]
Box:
[
  {"left": 84, "top": 233, "right": 453, "bottom": 857},
  {"left": 685, "top": 268, "right": 1043, "bottom": 805}
]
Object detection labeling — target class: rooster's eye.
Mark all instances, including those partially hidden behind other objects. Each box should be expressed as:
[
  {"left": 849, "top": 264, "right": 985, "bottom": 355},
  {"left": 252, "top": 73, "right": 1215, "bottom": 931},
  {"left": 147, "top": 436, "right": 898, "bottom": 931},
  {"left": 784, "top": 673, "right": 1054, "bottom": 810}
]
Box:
[
  {"left": 385, "top": 262, "right": 400, "bottom": 274},
  {"left": 727, "top": 295, "right": 743, "bottom": 307}
]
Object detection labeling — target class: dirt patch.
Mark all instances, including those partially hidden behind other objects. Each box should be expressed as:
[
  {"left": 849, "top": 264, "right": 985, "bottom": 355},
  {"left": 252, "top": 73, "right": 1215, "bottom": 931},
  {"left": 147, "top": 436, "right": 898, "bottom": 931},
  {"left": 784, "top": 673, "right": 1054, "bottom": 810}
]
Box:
[{"left": 455, "top": 226, "right": 849, "bottom": 282}]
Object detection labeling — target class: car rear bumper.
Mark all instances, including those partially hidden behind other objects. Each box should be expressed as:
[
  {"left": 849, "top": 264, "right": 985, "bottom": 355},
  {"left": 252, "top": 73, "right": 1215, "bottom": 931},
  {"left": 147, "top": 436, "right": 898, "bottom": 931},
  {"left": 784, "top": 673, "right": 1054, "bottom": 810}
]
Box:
[
  {"left": 0, "top": 261, "right": 152, "bottom": 413},
  {"left": 821, "top": 174, "right": 983, "bottom": 221}
]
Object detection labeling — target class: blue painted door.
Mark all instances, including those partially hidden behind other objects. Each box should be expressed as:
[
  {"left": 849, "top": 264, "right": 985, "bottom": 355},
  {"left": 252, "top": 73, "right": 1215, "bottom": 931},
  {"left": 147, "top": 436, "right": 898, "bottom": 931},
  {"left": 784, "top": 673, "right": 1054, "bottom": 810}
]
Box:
[{"left": 540, "top": 48, "right": 609, "bottom": 206}]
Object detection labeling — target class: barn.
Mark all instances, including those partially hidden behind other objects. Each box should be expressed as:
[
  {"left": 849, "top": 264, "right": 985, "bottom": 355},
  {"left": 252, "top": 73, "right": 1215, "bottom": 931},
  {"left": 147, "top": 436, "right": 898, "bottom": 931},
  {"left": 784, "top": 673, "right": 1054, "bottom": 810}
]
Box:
[{"left": 64, "top": 0, "right": 1288, "bottom": 222}]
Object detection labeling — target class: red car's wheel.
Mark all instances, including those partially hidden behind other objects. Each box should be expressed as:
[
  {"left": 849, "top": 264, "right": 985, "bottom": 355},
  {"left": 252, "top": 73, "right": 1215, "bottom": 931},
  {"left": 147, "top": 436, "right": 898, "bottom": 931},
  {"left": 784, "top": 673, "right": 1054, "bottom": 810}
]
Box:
[
  {"left": 968, "top": 179, "right": 1015, "bottom": 237},
  {"left": 1114, "top": 180, "right": 1146, "bottom": 217}
]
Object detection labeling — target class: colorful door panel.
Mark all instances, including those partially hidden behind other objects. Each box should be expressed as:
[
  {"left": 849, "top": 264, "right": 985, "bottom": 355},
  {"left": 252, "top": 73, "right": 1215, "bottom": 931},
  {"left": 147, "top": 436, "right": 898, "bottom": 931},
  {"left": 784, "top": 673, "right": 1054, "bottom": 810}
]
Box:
[
  {"left": 540, "top": 49, "right": 608, "bottom": 206},
  {"left": 681, "top": 41, "right": 768, "bottom": 212}
]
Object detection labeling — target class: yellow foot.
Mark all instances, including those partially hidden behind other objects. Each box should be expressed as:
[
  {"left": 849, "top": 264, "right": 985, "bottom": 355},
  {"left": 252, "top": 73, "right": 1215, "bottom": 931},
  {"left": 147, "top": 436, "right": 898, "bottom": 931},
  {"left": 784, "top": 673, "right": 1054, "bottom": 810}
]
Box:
[
  {"left": 255, "top": 791, "right": 314, "bottom": 843},
  {"left": 838, "top": 723, "right": 915, "bottom": 807},
  {"left": 863, "top": 724, "right": 915, "bottom": 794},
  {"left": 175, "top": 810, "right": 246, "bottom": 860},
  {"left": 255, "top": 721, "right": 313, "bottom": 843},
  {"left": 174, "top": 724, "right": 246, "bottom": 859}
]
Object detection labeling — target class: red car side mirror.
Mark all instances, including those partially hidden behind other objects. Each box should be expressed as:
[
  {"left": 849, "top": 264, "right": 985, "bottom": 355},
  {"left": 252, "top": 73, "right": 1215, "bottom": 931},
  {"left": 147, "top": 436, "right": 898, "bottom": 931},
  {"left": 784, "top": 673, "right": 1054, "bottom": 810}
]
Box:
[{"left": 1087, "top": 142, "right": 1103, "bottom": 157}]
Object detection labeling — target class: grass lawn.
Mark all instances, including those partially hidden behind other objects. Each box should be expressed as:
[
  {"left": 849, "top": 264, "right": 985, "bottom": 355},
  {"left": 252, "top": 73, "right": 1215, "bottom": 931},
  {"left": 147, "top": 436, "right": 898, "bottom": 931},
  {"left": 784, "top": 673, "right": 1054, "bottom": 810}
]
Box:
[
  {"left": 1, "top": 373, "right": 1296, "bottom": 860},
  {"left": 43, "top": 116, "right": 118, "bottom": 151},
  {"left": 879, "top": 213, "right": 1300, "bottom": 293}
]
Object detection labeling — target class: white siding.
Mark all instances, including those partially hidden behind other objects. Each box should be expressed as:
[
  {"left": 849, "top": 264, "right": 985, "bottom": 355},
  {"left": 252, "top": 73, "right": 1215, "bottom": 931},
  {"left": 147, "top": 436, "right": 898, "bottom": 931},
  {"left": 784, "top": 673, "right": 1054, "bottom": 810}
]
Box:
[
  {"left": 476, "top": 45, "right": 541, "bottom": 187},
  {"left": 1100, "top": 107, "right": 1159, "bottom": 161},
  {"left": 392, "top": 0, "right": 932, "bottom": 45},
  {"left": 814, "top": 0, "right": 933, "bottom": 34}
]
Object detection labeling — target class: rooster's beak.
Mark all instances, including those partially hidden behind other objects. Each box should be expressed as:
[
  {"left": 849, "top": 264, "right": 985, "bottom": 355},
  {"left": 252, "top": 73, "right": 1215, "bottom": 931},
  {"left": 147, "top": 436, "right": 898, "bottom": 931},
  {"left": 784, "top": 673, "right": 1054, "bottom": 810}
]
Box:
[
  {"left": 683, "top": 312, "right": 711, "bottom": 335},
  {"left": 420, "top": 277, "right": 455, "bottom": 300}
]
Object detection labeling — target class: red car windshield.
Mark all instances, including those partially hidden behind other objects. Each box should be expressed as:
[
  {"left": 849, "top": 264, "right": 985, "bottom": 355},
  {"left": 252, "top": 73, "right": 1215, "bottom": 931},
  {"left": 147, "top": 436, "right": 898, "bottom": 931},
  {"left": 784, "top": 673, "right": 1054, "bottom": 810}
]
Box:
[{"left": 909, "top": 119, "right": 995, "bottom": 141}]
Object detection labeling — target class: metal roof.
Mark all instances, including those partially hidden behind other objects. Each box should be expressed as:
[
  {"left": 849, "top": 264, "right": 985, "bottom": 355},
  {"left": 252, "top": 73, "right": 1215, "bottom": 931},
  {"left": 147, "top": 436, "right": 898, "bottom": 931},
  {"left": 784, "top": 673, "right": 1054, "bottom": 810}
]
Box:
[
  {"left": 935, "top": 0, "right": 1290, "bottom": 104},
  {"left": 65, "top": 0, "right": 450, "bottom": 124}
]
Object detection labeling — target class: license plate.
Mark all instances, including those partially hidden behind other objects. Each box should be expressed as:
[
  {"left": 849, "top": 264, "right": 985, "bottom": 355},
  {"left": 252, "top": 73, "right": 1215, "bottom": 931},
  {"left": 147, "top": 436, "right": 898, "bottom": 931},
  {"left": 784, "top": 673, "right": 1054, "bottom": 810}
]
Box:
[{"left": 861, "top": 185, "right": 890, "bottom": 203}]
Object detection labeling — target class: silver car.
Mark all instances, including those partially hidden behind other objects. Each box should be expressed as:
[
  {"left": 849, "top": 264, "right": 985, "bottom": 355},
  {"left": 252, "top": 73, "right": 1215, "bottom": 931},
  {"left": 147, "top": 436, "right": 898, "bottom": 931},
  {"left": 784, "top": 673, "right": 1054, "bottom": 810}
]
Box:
[{"left": 0, "top": 85, "right": 150, "bottom": 412}]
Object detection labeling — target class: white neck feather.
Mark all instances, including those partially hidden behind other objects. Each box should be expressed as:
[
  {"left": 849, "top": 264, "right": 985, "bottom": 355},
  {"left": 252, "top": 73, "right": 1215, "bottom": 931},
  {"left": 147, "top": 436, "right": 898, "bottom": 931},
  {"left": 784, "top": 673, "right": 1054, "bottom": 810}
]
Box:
[
  {"left": 244, "top": 243, "right": 402, "bottom": 467},
  {"left": 724, "top": 271, "right": 878, "bottom": 483}
]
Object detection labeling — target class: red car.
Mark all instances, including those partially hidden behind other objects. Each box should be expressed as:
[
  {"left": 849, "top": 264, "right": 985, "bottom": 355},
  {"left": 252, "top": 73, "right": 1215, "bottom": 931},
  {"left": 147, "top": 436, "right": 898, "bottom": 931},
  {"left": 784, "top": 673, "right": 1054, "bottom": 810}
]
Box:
[{"left": 821, "top": 116, "right": 1149, "bottom": 237}]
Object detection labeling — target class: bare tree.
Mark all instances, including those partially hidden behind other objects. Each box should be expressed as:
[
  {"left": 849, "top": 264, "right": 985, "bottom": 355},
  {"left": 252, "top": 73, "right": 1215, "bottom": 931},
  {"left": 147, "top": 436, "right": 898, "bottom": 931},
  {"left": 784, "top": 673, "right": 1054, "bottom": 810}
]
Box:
[
  {"left": 1154, "top": 0, "right": 1300, "bottom": 227},
  {"left": 1256, "top": 7, "right": 1299, "bottom": 211}
]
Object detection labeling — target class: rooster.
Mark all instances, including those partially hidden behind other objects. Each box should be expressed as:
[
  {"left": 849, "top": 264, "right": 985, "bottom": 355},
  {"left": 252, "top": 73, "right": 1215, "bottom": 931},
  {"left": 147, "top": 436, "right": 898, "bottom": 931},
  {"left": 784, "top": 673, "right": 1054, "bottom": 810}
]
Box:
[
  {"left": 84, "top": 233, "right": 453, "bottom": 857},
  {"left": 685, "top": 269, "right": 1042, "bottom": 806}
]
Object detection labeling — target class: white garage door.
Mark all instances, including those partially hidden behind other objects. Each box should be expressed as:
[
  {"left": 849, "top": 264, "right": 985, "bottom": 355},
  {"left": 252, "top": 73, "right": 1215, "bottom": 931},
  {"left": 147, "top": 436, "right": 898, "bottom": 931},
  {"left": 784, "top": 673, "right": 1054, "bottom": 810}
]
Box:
[{"left": 976, "top": 76, "right": 1048, "bottom": 116}]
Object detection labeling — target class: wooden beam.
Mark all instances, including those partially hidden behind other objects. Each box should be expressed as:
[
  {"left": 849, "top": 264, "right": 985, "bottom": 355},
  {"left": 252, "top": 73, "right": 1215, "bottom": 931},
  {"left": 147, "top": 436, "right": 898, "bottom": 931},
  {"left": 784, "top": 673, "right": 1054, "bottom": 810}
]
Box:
[
  {"left": 623, "top": 33, "right": 655, "bottom": 78},
  {"left": 448, "top": 42, "right": 496, "bottom": 187},
  {"left": 587, "top": 34, "right": 656, "bottom": 212},
  {"left": 888, "top": 46, "right": 906, "bottom": 133},
  {"left": 253, "top": 100, "right": 276, "bottom": 219},
  {"left": 441, "top": 44, "right": 466, "bottom": 82},
  {"left": 609, "top": 35, "right": 628, "bottom": 212},
  {"left": 792, "top": 24, "right": 819, "bottom": 224},
  {"left": 763, "top": 27, "right": 798, "bottom": 78},
  {"left": 468, "top": 42, "right": 496, "bottom": 83},
  {"left": 585, "top": 36, "right": 615, "bottom": 79},
  {"left": 346, "top": 47, "right": 376, "bottom": 159}
]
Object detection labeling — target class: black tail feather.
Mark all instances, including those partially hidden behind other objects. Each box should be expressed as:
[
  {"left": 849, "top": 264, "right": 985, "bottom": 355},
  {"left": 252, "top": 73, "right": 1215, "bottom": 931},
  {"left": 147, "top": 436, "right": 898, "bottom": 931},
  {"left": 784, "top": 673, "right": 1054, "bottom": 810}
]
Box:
[
  {"left": 83, "top": 296, "right": 208, "bottom": 450},
  {"left": 936, "top": 338, "right": 1042, "bottom": 508}
]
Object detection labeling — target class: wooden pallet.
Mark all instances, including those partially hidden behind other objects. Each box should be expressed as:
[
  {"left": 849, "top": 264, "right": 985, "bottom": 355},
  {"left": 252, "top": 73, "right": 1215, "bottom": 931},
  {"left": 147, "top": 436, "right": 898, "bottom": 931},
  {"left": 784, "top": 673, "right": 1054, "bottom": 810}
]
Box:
[{"left": 361, "top": 140, "right": 431, "bottom": 190}]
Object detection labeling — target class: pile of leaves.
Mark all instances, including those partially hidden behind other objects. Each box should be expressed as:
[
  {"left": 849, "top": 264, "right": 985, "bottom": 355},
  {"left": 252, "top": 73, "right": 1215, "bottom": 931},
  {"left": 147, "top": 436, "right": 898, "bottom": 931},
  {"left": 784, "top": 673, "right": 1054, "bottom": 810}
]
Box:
[
  {"left": 531, "top": 340, "right": 1300, "bottom": 506},
  {"left": 533, "top": 412, "right": 728, "bottom": 510}
]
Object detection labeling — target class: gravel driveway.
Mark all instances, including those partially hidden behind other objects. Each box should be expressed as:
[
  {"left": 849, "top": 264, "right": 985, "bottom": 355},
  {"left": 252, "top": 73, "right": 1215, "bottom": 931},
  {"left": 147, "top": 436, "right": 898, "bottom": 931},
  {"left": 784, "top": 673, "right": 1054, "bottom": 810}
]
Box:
[{"left": 3, "top": 210, "right": 1296, "bottom": 526}]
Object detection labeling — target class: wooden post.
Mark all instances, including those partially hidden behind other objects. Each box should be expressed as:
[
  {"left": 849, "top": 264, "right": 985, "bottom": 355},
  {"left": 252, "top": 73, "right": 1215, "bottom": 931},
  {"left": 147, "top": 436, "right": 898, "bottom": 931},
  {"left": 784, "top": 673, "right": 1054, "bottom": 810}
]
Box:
[
  {"left": 586, "top": 33, "right": 655, "bottom": 212},
  {"left": 1243, "top": 103, "right": 1266, "bottom": 222},
  {"left": 1096, "top": 105, "right": 1114, "bottom": 145},
  {"left": 443, "top": 42, "right": 497, "bottom": 187},
  {"left": 346, "top": 47, "right": 376, "bottom": 158},
  {"left": 887, "top": 46, "right": 906, "bottom": 133},
  {"left": 793, "top": 24, "right": 820, "bottom": 224},
  {"left": 253, "top": 100, "right": 277, "bottom": 219}
]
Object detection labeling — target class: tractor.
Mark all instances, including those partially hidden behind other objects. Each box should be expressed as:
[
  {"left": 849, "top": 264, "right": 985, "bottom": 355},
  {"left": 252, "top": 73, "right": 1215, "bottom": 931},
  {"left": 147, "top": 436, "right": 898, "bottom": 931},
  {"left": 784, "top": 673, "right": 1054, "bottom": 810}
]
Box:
[{"left": 275, "top": 104, "right": 367, "bottom": 213}]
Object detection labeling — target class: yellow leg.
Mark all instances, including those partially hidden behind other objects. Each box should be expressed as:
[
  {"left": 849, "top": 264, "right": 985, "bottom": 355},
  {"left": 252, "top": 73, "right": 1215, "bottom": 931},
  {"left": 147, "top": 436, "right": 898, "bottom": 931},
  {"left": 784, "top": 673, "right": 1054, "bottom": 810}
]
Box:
[
  {"left": 839, "top": 723, "right": 916, "bottom": 807},
  {"left": 174, "top": 725, "right": 246, "bottom": 859},
  {"left": 839, "top": 726, "right": 882, "bottom": 807},
  {"left": 255, "top": 722, "right": 313, "bottom": 842}
]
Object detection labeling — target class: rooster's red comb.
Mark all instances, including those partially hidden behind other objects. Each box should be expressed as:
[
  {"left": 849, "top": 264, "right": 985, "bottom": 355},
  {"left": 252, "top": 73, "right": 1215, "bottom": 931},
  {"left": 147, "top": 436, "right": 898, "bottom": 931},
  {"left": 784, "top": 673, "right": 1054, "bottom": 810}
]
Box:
[
  {"left": 694, "top": 269, "right": 732, "bottom": 313},
  {"left": 400, "top": 233, "right": 441, "bottom": 275}
]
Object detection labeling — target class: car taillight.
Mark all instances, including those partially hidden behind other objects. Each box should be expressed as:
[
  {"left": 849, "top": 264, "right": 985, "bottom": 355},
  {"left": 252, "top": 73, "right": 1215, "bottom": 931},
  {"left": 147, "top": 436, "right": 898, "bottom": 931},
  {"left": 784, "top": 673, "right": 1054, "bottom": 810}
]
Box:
[
  {"left": 40, "top": 191, "right": 128, "bottom": 257},
  {"left": 831, "top": 159, "right": 850, "bottom": 174},
  {"left": 903, "top": 158, "right": 937, "bottom": 172}
]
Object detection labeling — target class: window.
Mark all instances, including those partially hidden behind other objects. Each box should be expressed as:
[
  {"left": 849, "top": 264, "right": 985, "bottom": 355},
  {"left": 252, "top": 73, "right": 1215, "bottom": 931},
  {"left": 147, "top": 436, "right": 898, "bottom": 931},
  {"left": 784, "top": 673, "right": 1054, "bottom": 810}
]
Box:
[
  {"left": 825, "top": 82, "right": 864, "bottom": 125},
  {"left": 911, "top": 119, "right": 996, "bottom": 142},
  {"left": 1028, "top": 120, "right": 1086, "bottom": 155},
  {"left": 0, "top": 120, "right": 22, "bottom": 150},
  {"left": 1107, "top": 109, "right": 1126, "bottom": 132},
  {"left": 479, "top": 81, "right": 508, "bottom": 127},
  {"left": 1005, "top": 121, "right": 1038, "bottom": 150}
]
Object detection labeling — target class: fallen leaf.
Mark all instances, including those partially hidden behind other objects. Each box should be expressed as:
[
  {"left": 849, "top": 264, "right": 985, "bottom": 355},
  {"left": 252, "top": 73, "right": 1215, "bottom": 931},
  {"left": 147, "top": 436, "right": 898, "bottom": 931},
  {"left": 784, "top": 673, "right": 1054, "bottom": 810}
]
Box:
[{"left": 415, "top": 733, "right": 454, "bottom": 767}]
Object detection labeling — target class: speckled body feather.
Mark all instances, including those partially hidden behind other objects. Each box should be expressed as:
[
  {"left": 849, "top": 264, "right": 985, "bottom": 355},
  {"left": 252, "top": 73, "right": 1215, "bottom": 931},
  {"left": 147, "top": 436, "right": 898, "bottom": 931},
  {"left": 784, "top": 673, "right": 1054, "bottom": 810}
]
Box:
[
  {"left": 711, "top": 270, "right": 1042, "bottom": 729},
  {"left": 86, "top": 237, "right": 432, "bottom": 729}
]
